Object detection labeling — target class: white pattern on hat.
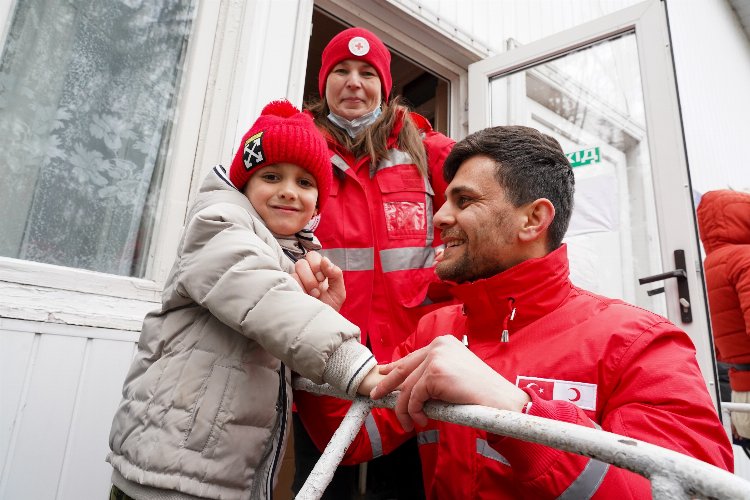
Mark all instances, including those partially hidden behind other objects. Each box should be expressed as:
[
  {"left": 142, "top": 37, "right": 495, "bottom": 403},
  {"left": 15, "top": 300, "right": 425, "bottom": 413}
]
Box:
[{"left": 348, "top": 36, "right": 370, "bottom": 56}]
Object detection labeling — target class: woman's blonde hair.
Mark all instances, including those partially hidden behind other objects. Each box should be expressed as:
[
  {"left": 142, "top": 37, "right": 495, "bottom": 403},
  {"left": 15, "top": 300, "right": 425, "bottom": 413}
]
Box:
[{"left": 306, "top": 96, "right": 428, "bottom": 178}]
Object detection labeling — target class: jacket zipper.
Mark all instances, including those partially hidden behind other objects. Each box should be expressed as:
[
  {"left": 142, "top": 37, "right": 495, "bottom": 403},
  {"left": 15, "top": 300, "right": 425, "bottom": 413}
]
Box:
[{"left": 266, "top": 362, "right": 287, "bottom": 499}]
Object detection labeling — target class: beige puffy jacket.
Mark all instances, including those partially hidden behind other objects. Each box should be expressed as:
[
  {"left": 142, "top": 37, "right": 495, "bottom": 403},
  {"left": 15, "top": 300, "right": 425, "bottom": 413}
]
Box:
[{"left": 107, "top": 166, "right": 375, "bottom": 499}]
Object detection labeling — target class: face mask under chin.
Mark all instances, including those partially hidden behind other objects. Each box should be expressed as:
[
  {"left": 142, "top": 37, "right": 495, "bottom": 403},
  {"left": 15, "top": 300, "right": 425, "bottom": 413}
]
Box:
[{"left": 327, "top": 106, "right": 383, "bottom": 138}]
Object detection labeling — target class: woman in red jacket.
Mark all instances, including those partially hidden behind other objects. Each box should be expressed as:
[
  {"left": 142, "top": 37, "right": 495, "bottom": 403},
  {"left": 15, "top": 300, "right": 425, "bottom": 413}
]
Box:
[
  {"left": 292, "top": 27, "right": 455, "bottom": 499},
  {"left": 697, "top": 189, "right": 750, "bottom": 441}
]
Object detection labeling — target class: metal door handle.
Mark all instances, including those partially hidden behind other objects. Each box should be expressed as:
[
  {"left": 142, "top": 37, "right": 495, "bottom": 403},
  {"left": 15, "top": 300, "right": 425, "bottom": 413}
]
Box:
[
  {"left": 638, "top": 249, "right": 692, "bottom": 323},
  {"left": 638, "top": 268, "right": 686, "bottom": 284}
]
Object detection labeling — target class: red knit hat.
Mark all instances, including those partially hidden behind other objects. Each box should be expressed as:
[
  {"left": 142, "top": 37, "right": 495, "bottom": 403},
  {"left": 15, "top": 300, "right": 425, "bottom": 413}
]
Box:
[
  {"left": 229, "top": 100, "right": 331, "bottom": 209},
  {"left": 318, "top": 27, "right": 392, "bottom": 103}
]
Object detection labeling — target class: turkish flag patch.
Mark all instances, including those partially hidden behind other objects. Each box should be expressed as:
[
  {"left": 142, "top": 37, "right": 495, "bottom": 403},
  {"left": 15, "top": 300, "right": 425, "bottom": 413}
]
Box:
[{"left": 516, "top": 376, "right": 597, "bottom": 411}]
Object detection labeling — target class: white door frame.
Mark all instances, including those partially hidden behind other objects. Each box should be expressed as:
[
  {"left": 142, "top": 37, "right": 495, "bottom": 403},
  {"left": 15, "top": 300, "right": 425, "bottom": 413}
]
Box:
[
  {"left": 468, "top": 0, "right": 718, "bottom": 402},
  {"left": 308, "top": 0, "right": 490, "bottom": 139}
]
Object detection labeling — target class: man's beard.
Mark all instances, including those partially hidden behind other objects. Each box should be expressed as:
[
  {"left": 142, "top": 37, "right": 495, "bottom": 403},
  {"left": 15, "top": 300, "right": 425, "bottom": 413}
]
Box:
[
  {"left": 435, "top": 251, "right": 471, "bottom": 283},
  {"left": 435, "top": 245, "right": 505, "bottom": 283}
]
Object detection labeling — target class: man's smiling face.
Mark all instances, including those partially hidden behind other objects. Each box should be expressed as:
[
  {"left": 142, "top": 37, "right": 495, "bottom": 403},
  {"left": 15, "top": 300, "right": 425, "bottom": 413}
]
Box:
[{"left": 433, "top": 155, "right": 526, "bottom": 283}]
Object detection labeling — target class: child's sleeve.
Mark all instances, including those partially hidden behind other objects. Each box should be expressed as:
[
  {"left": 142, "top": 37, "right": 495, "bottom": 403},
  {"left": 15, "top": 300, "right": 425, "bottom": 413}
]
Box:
[{"left": 173, "top": 201, "right": 374, "bottom": 394}]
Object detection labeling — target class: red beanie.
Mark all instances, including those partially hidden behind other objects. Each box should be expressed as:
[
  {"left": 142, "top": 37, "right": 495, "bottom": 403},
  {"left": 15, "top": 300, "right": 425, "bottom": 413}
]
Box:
[
  {"left": 229, "top": 100, "right": 331, "bottom": 209},
  {"left": 318, "top": 27, "right": 392, "bottom": 103}
]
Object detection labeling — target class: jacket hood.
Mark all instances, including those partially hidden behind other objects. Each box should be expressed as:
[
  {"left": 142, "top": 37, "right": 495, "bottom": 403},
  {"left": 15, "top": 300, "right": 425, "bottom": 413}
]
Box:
[{"left": 696, "top": 190, "right": 750, "bottom": 254}]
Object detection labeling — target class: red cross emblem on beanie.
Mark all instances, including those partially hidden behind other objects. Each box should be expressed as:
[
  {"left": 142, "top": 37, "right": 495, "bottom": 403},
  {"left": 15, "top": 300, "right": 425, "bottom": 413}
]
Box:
[{"left": 348, "top": 36, "right": 370, "bottom": 56}]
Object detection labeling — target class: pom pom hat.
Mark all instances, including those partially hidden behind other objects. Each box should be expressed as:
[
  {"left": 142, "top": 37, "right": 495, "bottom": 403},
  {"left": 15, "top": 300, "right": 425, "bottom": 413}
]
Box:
[
  {"left": 318, "top": 27, "right": 392, "bottom": 103},
  {"left": 229, "top": 99, "right": 332, "bottom": 209}
]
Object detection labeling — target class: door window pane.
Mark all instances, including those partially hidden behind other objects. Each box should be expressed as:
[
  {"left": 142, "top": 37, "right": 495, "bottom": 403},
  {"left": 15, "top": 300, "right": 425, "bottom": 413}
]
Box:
[
  {"left": 0, "top": 0, "right": 195, "bottom": 277},
  {"left": 489, "top": 33, "right": 667, "bottom": 315}
]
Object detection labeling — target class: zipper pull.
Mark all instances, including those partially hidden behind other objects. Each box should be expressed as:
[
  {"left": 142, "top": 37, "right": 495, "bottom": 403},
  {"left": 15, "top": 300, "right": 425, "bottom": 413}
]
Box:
[{"left": 500, "top": 297, "right": 516, "bottom": 343}]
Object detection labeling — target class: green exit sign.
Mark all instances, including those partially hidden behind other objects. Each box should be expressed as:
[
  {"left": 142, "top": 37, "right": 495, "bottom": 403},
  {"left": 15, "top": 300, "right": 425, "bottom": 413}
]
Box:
[{"left": 566, "top": 147, "right": 600, "bottom": 168}]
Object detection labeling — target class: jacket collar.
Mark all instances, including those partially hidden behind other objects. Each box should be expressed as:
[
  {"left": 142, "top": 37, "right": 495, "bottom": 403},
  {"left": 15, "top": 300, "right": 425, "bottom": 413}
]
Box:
[{"left": 449, "top": 244, "right": 573, "bottom": 341}]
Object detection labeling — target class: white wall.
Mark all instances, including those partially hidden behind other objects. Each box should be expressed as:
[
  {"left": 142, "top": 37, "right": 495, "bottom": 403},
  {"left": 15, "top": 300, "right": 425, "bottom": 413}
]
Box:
[{"left": 665, "top": 0, "right": 750, "bottom": 194}]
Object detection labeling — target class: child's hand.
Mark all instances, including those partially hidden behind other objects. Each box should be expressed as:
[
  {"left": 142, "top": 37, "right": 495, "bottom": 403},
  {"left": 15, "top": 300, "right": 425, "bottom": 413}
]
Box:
[
  {"left": 357, "top": 365, "right": 385, "bottom": 397},
  {"left": 293, "top": 251, "right": 347, "bottom": 311}
]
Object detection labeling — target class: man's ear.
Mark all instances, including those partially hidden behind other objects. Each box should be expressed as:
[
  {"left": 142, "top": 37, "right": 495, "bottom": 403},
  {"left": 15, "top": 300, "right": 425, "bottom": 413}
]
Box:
[{"left": 518, "top": 198, "right": 555, "bottom": 243}]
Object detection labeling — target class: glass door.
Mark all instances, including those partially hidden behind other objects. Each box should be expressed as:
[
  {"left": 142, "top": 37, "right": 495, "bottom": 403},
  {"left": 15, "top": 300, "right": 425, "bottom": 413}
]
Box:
[{"left": 468, "top": 1, "right": 718, "bottom": 402}]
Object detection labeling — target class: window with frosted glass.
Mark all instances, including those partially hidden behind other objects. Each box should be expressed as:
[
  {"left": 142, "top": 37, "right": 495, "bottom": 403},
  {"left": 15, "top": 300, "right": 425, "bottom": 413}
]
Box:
[{"left": 0, "top": 0, "right": 195, "bottom": 277}]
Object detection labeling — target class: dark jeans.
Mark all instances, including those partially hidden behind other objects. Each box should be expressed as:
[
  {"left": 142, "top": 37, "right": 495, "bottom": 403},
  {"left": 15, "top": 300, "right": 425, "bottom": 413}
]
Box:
[
  {"left": 717, "top": 361, "right": 732, "bottom": 403},
  {"left": 292, "top": 413, "right": 425, "bottom": 499}
]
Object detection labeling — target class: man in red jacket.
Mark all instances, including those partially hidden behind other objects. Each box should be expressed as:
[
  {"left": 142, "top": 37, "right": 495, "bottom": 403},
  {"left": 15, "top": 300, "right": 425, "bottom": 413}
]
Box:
[{"left": 296, "top": 125, "right": 733, "bottom": 499}]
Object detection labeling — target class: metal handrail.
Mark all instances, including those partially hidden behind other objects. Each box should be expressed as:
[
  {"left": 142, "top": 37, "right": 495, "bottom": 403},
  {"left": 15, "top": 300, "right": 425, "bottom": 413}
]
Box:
[
  {"left": 722, "top": 402, "right": 750, "bottom": 413},
  {"left": 720, "top": 401, "right": 750, "bottom": 457},
  {"left": 293, "top": 378, "right": 750, "bottom": 500}
]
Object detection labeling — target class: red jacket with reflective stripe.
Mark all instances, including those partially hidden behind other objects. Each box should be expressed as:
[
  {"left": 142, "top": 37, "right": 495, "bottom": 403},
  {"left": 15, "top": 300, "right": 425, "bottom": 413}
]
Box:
[
  {"left": 296, "top": 245, "right": 733, "bottom": 499},
  {"left": 696, "top": 189, "right": 750, "bottom": 390},
  {"left": 315, "top": 111, "right": 455, "bottom": 362}
]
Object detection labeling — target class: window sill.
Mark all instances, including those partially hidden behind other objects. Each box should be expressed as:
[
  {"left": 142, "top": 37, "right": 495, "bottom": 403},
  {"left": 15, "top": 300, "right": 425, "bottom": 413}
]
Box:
[{"left": 0, "top": 257, "right": 161, "bottom": 331}]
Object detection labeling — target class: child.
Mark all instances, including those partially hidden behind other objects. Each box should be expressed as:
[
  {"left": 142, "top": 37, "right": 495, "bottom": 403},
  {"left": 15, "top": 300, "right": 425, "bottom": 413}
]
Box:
[{"left": 107, "top": 100, "right": 379, "bottom": 500}]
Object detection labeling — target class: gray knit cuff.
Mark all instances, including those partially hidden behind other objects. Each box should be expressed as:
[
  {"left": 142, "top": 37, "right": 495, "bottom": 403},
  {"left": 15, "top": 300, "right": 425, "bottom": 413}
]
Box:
[{"left": 322, "top": 339, "right": 377, "bottom": 397}]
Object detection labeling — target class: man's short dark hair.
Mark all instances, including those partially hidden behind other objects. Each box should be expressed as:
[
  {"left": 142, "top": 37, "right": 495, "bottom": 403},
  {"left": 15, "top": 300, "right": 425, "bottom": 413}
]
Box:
[{"left": 443, "top": 126, "right": 575, "bottom": 250}]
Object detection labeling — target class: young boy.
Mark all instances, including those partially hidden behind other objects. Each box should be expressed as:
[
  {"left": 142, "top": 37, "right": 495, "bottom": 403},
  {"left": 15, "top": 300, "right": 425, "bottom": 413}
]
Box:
[{"left": 107, "top": 100, "right": 379, "bottom": 500}]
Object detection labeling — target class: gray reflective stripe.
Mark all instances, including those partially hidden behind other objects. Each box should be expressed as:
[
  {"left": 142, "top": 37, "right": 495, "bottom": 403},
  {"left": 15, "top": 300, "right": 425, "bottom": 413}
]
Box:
[
  {"left": 556, "top": 458, "right": 609, "bottom": 500},
  {"left": 318, "top": 248, "right": 374, "bottom": 271},
  {"left": 556, "top": 420, "right": 608, "bottom": 500},
  {"left": 374, "top": 149, "right": 435, "bottom": 194},
  {"left": 376, "top": 148, "right": 414, "bottom": 172},
  {"left": 476, "top": 438, "right": 510, "bottom": 466},
  {"left": 364, "top": 413, "right": 383, "bottom": 458},
  {"left": 417, "top": 429, "right": 439, "bottom": 445},
  {"left": 380, "top": 246, "right": 435, "bottom": 273},
  {"left": 331, "top": 154, "right": 349, "bottom": 172},
  {"left": 425, "top": 186, "right": 434, "bottom": 242}
]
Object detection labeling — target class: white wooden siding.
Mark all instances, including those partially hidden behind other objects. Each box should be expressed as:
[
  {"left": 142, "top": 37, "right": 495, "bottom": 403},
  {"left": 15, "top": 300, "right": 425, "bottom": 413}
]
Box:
[{"left": 0, "top": 319, "right": 137, "bottom": 500}]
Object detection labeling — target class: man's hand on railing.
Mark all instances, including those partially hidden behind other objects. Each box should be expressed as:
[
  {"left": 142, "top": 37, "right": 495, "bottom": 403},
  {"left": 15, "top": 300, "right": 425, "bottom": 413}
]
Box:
[{"left": 370, "top": 335, "right": 531, "bottom": 431}]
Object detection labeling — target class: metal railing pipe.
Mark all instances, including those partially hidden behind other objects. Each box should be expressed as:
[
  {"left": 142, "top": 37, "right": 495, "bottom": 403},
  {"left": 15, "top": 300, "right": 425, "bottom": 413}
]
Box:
[
  {"left": 295, "top": 398, "right": 373, "bottom": 500},
  {"left": 722, "top": 402, "right": 750, "bottom": 413},
  {"left": 293, "top": 378, "right": 750, "bottom": 500}
]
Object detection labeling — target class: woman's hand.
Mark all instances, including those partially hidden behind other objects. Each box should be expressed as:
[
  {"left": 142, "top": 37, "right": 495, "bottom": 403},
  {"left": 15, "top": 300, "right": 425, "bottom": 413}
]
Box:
[{"left": 293, "top": 251, "right": 347, "bottom": 311}]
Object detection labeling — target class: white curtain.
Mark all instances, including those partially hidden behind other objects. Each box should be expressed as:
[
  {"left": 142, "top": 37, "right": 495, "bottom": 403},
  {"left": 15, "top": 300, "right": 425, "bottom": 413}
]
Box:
[{"left": 0, "top": 0, "right": 195, "bottom": 276}]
